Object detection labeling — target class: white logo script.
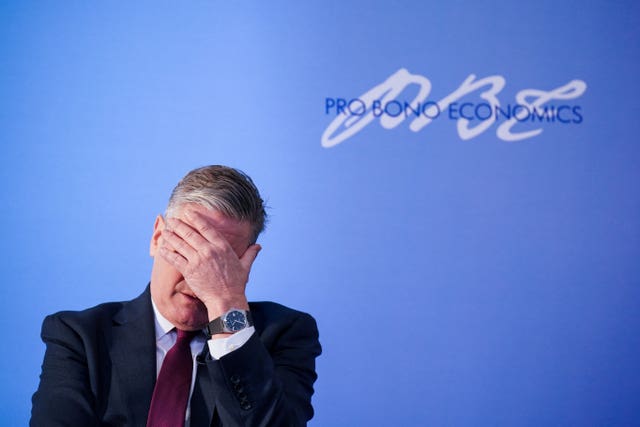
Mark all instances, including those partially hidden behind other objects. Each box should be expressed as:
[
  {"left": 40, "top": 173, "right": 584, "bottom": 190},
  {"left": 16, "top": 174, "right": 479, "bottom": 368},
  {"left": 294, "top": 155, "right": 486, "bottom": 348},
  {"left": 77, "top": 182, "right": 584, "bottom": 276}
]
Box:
[{"left": 321, "top": 68, "right": 587, "bottom": 148}]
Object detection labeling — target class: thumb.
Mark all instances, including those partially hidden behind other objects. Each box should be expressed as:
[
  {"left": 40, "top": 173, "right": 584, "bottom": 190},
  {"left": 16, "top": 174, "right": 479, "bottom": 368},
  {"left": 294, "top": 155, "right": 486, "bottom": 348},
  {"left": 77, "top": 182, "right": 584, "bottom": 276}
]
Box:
[{"left": 240, "top": 244, "right": 262, "bottom": 271}]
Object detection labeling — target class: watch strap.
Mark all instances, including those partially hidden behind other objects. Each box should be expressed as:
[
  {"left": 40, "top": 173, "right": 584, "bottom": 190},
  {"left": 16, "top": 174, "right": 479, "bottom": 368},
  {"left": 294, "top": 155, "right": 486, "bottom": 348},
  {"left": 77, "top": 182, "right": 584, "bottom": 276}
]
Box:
[{"left": 205, "top": 316, "right": 226, "bottom": 336}]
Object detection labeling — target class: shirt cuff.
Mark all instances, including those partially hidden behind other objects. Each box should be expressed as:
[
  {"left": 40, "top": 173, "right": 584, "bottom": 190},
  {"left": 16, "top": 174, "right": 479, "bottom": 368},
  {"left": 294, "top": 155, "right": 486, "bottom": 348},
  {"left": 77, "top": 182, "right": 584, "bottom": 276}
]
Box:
[{"left": 207, "top": 326, "right": 255, "bottom": 360}]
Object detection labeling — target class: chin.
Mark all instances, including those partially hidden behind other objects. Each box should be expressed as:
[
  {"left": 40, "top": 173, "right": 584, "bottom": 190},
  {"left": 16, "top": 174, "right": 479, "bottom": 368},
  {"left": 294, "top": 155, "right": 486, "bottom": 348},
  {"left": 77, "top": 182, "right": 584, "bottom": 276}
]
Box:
[{"left": 174, "top": 304, "right": 208, "bottom": 329}]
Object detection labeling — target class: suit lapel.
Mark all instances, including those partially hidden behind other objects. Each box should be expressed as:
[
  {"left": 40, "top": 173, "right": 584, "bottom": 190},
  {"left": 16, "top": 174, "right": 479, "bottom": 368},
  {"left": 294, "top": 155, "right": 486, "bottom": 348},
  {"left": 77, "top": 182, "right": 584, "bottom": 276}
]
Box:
[{"left": 110, "top": 287, "right": 157, "bottom": 425}]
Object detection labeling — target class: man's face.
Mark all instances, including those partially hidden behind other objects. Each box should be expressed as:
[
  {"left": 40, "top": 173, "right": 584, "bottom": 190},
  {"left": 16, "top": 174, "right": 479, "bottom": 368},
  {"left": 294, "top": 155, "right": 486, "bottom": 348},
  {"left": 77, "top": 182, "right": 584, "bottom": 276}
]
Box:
[{"left": 148, "top": 204, "right": 253, "bottom": 330}]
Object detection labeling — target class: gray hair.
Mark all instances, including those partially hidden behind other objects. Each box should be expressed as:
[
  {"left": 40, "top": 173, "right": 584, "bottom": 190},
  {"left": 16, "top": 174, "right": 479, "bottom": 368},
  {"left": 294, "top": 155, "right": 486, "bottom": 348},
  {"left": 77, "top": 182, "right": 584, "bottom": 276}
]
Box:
[{"left": 165, "top": 165, "right": 267, "bottom": 243}]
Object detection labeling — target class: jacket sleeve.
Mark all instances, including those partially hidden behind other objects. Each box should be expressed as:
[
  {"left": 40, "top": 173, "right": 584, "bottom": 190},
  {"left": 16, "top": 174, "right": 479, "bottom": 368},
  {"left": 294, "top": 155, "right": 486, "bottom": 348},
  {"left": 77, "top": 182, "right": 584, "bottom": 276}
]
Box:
[
  {"left": 30, "top": 314, "right": 100, "bottom": 427},
  {"left": 204, "top": 310, "right": 322, "bottom": 427}
]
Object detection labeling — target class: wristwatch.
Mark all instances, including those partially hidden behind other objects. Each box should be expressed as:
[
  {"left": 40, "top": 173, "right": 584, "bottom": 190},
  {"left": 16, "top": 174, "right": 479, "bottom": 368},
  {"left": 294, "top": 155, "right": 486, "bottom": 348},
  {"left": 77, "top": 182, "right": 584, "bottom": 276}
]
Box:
[{"left": 206, "top": 308, "right": 253, "bottom": 336}]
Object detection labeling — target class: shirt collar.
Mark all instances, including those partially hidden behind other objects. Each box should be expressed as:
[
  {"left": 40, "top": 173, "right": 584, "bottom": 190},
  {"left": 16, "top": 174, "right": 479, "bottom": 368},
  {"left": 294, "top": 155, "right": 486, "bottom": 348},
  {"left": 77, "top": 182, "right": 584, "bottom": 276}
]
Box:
[{"left": 151, "top": 299, "right": 176, "bottom": 340}]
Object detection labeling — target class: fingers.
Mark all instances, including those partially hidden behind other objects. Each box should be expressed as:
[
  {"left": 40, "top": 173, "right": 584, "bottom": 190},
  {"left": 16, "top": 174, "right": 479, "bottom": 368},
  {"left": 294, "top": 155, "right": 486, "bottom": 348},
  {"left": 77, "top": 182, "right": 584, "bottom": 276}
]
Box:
[
  {"left": 159, "top": 218, "right": 203, "bottom": 272},
  {"left": 165, "top": 217, "right": 210, "bottom": 249},
  {"left": 158, "top": 245, "right": 188, "bottom": 271},
  {"left": 165, "top": 209, "right": 260, "bottom": 272},
  {"left": 183, "top": 210, "right": 227, "bottom": 245},
  {"left": 161, "top": 228, "right": 198, "bottom": 261},
  {"left": 240, "top": 244, "right": 262, "bottom": 271}
]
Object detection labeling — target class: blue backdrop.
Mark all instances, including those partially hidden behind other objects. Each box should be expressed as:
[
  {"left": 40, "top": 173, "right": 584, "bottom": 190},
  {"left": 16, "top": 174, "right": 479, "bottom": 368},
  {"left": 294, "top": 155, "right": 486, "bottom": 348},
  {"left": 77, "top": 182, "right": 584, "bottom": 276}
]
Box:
[{"left": 2, "top": 1, "right": 639, "bottom": 425}]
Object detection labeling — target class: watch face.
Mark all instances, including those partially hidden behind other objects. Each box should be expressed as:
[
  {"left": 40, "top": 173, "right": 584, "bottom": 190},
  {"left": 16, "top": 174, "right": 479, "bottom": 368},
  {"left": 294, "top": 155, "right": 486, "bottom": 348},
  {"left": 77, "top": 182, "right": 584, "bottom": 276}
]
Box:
[{"left": 224, "top": 310, "right": 247, "bottom": 332}]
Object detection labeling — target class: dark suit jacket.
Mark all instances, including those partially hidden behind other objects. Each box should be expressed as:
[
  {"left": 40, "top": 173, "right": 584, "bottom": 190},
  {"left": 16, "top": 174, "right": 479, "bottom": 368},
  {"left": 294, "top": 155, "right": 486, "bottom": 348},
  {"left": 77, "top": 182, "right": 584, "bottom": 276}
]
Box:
[{"left": 30, "top": 287, "right": 321, "bottom": 426}]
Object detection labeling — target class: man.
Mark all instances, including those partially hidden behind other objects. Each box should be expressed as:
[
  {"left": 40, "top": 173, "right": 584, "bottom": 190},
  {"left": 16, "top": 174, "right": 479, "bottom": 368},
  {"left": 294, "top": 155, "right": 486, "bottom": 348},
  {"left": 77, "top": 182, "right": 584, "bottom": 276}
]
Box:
[{"left": 31, "top": 165, "right": 322, "bottom": 426}]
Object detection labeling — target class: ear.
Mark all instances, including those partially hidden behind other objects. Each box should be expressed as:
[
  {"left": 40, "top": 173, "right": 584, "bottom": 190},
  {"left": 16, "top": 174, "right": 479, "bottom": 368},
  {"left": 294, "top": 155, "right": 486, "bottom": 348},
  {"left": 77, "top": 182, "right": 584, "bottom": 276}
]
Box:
[{"left": 149, "top": 215, "right": 166, "bottom": 257}]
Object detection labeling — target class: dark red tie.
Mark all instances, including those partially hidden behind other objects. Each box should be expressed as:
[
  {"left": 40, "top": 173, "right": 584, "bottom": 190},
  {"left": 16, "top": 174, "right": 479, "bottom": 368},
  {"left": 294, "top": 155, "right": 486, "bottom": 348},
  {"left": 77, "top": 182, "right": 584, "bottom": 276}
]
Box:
[{"left": 147, "top": 329, "right": 198, "bottom": 427}]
